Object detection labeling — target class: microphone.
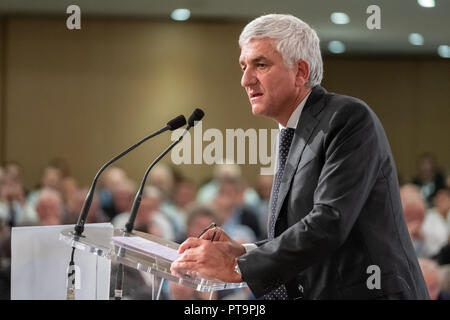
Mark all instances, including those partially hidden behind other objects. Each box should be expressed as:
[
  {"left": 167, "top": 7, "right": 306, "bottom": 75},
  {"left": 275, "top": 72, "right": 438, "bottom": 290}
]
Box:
[
  {"left": 73, "top": 114, "right": 186, "bottom": 237},
  {"left": 187, "top": 108, "right": 205, "bottom": 128},
  {"left": 124, "top": 108, "right": 204, "bottom": 234}
]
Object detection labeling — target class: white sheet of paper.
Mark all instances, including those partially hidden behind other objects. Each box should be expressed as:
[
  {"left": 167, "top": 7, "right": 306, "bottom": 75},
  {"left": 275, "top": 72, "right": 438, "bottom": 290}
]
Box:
[{"left": 112, "top": 236, "right": 181, "bottom": 262}]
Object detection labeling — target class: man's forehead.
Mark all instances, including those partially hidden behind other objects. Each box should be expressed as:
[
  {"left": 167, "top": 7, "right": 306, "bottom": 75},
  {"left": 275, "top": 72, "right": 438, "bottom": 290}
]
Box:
[{"left": 239, "top": 38, "right": 278, "bottom": 63}]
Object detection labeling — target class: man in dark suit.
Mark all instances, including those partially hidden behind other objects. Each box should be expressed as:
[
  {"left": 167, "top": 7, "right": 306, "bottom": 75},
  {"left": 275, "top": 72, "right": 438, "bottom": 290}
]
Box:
[{"left": 171, "top": 14, "right": 429, "bottom": 300}]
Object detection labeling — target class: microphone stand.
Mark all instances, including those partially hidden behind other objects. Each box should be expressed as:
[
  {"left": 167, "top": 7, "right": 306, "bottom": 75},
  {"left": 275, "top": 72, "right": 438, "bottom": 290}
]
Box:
[
  {"left": 114, "top": 128, "right": 191, "bottom": 300},
  {"left": 115, "top": 109, "right": 204, "bottom": 300},
  {"left": 66, "top": 115, "right": 186, "bottom": 300}
]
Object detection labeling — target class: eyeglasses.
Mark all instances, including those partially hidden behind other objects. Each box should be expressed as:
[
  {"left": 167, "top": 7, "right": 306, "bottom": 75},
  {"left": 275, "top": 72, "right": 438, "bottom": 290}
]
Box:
[{"left": 197, "top": 222, "right": 217, "bottom": 242}]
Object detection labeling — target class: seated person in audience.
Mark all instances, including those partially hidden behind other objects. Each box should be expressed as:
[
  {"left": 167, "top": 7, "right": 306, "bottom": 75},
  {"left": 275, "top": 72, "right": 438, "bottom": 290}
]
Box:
[
  {"left": 114, "top": 185, "right": 175, "bottom": 241},
  {"left": 35, "top": 188, "right": 64, "bottom": 225},
  {"left": 213, "top": 177, "right": 261, "bottom": 241},
  {"left": 412, "top": 153, "right": 446, "bottom": 208},
  {"left": 148, "top": 163, "right": 187, "bottom": 239},
  {"left": 60, "top": 176, "right": 78, "bottom": 211},
  {"left": 98, "top": 167, "right": 129, "bottom": 220},
  {"left": 418, "top": 258, "right": 450, "bottom": 300},
  {"left": 173, "top": 179, "right": 197, "bottom": 214},
  {"left": 63, "top": 188, "right": 107, "bottom": 224},
  {"left": 423, "top": 189, "right": 450, "bottom": 258},
  {"left": 197, "top": 162, "right": 260, "bottom": 207},
  {"left": 0, "top": 175, "right": 37, "bottom": 226},
  {"left": 110, "top": 179, "right": 137, "bottom": 225},
  {"left": 3, "top": 161, "right": 23, "bottom": 185},
  {"left": 400, "top": 185, "right": 427, "bottom": 257},
  {"left": 27, "top": 164, "right": 64, "bottom": 210},
  {"left": 169, "top": 178, "right": 198, "bottom": 238},
  {"left": 176, "top": 204, "right": 221, "bottom": 242},
  {"left": 168, "top": 205, "right": 219, "bottom": 300}
]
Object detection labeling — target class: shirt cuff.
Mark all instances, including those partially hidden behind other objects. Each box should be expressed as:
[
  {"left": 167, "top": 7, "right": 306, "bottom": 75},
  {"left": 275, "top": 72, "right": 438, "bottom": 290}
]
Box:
[{"left": 242, "top": 243, "right": 257, "bottom": 253}]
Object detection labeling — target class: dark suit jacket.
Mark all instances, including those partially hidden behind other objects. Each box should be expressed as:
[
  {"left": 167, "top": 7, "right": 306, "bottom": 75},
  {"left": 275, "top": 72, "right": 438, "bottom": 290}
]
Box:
[{"left": 237, "top": 85, "right": 429, "bottom": 300}]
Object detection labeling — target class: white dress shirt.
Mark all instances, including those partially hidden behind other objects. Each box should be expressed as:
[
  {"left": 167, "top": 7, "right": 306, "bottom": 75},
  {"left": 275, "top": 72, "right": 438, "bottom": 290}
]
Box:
[{"left": 243, "top": 91, "right": 312, "bottom": 253}]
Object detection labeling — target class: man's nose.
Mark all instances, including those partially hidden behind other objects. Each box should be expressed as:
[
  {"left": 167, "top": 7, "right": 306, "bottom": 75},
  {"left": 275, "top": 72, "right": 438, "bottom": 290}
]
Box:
[{"left": 241, "top": 68, "right": 257, "bottom": 87}]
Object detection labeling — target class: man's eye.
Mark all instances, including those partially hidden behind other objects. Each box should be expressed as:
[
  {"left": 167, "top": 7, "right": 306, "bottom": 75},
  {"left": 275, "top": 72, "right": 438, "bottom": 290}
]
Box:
[{"left": 257, "top": 64, "right": 267, "bottom": 69}]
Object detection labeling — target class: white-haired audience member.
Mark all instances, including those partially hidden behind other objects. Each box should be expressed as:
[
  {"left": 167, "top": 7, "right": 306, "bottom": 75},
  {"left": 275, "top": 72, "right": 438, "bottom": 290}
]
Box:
[{"left": 35, "top": 188, "right": 64, "bottom": 225}]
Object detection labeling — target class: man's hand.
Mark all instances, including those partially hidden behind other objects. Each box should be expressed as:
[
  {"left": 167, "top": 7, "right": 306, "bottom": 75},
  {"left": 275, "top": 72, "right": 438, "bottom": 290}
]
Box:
[
  {"left": 170, "top": 237, "right": 243, "bottom": 283},
  {"left": 198, "top": 227, "right": 246, "bottom": 258}
]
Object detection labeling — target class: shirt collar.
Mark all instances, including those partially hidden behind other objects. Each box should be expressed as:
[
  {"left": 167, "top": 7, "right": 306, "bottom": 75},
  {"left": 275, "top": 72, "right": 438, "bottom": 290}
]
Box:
[{"left": 279, "top": 91, "right": 312, "bottom": 130}]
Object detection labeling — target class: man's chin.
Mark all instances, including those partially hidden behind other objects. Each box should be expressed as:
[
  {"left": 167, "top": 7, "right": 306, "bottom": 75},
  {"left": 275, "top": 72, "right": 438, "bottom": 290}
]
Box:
[{"left": 251, "top": 104, "right": 266, "bottom": 116}]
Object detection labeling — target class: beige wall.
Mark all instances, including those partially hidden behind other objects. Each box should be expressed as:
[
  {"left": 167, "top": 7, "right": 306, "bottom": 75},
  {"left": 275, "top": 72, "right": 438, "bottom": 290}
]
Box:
[
  {"left": 322, "top": 57, "right": 450, "bottom": 183},
  {"left": 2, "top": 17, "right": 450, "bottom": 190}
]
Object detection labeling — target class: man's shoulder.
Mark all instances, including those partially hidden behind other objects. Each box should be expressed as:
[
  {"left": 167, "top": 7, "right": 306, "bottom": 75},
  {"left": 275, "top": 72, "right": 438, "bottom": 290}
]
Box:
[
  {"left": 306, "top": 86, "right": 381, "bottom": 133},
  {"left": 314, "top": 90, "right": 374, "bottom": 128},
  {"left": 325, "top": 90, "right": 372, "bottom": 115}
]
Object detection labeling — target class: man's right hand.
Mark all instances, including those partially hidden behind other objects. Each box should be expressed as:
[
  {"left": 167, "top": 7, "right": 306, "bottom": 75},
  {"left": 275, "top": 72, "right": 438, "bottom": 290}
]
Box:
[{"left": 199, "top": 227, "right": 246, "bottom": 258}]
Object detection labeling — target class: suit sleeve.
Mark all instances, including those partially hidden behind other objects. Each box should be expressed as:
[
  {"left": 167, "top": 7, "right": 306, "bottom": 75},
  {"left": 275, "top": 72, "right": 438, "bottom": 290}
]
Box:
[{"left": 237, "top": 101, "right": 382, "bottom": 298}]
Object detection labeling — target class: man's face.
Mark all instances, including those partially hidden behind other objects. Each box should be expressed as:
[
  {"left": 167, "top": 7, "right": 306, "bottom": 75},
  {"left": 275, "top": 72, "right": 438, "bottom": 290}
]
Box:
[{"left": 239, "top": 38, "right": 299, "bottom": 121}]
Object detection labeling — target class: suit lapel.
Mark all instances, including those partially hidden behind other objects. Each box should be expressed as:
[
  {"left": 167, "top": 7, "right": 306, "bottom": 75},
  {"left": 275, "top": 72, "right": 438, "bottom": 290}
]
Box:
[{"left": 272, "top": 86, "right": 327, "bottom": 227}]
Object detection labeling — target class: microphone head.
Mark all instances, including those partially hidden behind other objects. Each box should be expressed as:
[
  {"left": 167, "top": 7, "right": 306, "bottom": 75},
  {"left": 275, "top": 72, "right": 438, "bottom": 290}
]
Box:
[
  {"left": 188, "top": 108, "right": 205, "bottom": 127},
  {"left": 167, "top": 115, "right": 187, "bottom": 131}
]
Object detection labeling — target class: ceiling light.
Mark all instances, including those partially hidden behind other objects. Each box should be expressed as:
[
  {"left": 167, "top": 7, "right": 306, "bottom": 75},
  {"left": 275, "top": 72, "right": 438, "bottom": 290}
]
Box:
[
  {"left": 437, "top": 45, "right": 450, "bottom": 58},
  {"left": 171, "top": 8, "right": 190, "bottom": 21},
  {"left": 417, "top": 0, "right": 435, "bottom": 8},
  {"left": 328, "top": 41, "right": 346, "bottom": 54},
  {"left": 408, "top": 33, "right": 424, "bottom": 46},
  {"left": 330, "top": 12, "right": 350, "bottom": 25}
]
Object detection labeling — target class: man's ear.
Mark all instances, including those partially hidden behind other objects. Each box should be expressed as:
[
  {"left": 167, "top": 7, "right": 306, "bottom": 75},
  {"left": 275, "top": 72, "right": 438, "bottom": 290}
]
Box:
[{"left": 295, "top": 60, "right": 310, "bottom": 87}]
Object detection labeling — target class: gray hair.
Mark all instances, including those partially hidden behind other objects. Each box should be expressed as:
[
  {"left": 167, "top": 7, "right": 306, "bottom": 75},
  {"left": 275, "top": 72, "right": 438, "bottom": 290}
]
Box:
[{"left": 239, "top": 14, "right": 323, "bottom": 87}]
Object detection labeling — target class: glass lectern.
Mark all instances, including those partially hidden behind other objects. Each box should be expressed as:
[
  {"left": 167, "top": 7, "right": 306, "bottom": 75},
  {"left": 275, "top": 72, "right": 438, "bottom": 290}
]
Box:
[{"left": 60, "top": 225, "right": 247, "bottom": 300}]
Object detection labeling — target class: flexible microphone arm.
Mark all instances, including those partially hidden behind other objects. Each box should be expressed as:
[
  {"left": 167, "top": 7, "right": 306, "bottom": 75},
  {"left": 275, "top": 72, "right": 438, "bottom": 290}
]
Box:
[
  {"left": 124, "top": 108, "right": 204, "bottom": 234},
  {"left": 73, "top": 115, "right": 186, "bottom": 236}
]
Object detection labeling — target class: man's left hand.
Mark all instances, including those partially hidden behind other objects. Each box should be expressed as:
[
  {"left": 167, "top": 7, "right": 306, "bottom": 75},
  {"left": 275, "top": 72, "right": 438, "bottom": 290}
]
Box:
[{"left": 170, "top": 237, "right": 243, "bottom": 283}]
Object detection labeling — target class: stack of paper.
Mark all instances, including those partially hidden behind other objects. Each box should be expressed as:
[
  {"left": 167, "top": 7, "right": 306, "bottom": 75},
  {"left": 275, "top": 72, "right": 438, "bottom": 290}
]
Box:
[{"left": 112, "top": 236, "right": 181, "bottom": 262}]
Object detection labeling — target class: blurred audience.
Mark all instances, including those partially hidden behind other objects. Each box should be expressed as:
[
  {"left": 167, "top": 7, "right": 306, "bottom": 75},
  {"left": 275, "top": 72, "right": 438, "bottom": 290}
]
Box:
[
  {"left": 401, "top": 184, "right": 431, "bottom": 257},
  {"left": 422, "top": 189, "right": 450, "bottom": 258},
  {"left": 418, "top": 258, "right": 450, "bottom": 300},
  {"left": 27, "top": 164, "right": 64, "bottom": 210},
  {"left": 213, "top": 176, "right": 261, "bottom": 242},
  {"left": 0, "top": 152, "right": 448, "bottom": 300},
  {"left": 148, "top": 164, "right": 185, "bottom": 240},
  {"left": 167, "top": 204, "right": 219, "bottom": 300},
  {"left": 112, "top": 185, "right": 175, "bottom": 241},
  {"left": 197, "top": 163, "right": 260, "bottom": 207},
  {"left": 63, "top": 188, "right": 107, "bottom": 225},
  {"left": 98, "top": 167, "right": 129, "bottom": 220},
  {"left": 412, "top": 153, "right": 446, "bottom": 208},
  {"left": 0, "top": 175, "right": 37, "bottom": 226},
  {"left": 35, "top": 188, "right": 64, "bottom": 225}
]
